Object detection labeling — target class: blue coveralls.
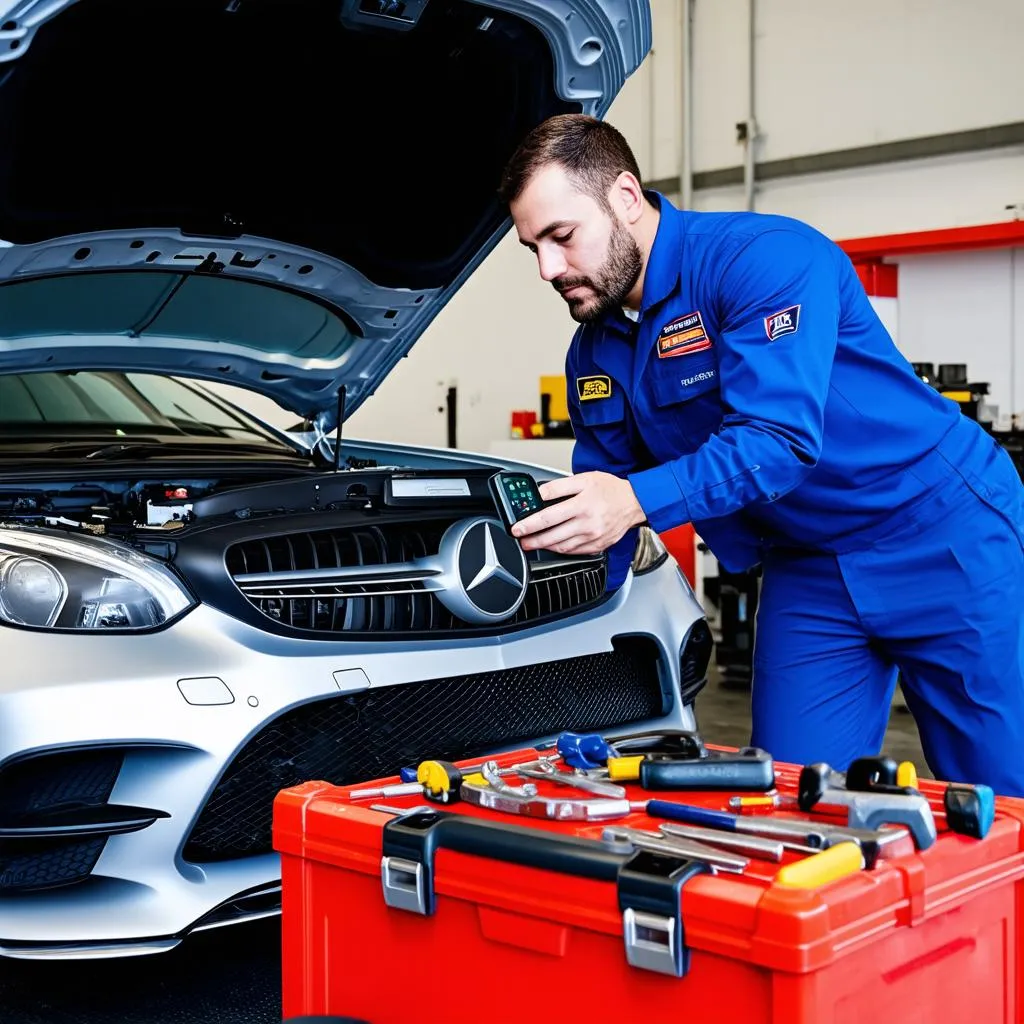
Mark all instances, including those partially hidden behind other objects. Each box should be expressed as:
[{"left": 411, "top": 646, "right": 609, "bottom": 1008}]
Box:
[{"left": 567, "top": 193, "right": 1024, "bottom": 795}]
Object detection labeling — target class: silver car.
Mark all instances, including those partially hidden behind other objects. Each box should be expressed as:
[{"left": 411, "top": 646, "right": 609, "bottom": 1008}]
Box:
[{"left": 0, "top": 0, "right": 708, "bottom": 959}]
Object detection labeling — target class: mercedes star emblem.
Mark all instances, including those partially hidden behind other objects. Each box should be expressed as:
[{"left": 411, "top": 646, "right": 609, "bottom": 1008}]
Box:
[{"left": 435, "top": 517, "right": 528, "bottom": 624}]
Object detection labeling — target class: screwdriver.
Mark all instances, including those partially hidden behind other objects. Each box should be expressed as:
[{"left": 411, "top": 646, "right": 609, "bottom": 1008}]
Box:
[
  {"left": 728, "top": 795, "right": 785, "bottom": 813},
  {"left": 775, "top": 841, "right": 865, "bottom": 889},
  {"left": 633, "top": 799, "right": 907, "bottom": 867},
  {"left": 350, "top": 759, "right": 467, "bottom": 803},
  {"left": 608, "top": 749, "right": 775, "bottom": 791}
]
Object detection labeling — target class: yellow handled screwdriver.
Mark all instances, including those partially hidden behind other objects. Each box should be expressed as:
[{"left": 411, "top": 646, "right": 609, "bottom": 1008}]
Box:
[{"left": 775, "top": 841, "right": 865, "bottom": 888}]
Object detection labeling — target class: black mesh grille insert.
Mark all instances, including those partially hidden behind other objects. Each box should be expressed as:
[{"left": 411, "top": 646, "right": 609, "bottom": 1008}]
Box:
[
  {"left": 680, "top": 620, "right": 714, "bottom": 704},
  {"left": 0, "top": 749, "right": 123, "bottom": 892},
  {"left": 184, "top": 639, "right": 665, "bottom": 861},
  {"left": 0, "top": 838, "right": 107, "bottom": 893},
  {"left": 225, "top": 521, "right": 607, "bottom": 635}
]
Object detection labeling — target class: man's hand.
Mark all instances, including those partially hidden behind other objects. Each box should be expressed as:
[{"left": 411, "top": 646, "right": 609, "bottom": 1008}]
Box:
[{"left": 510, "top": 471, "right": 646, "bottom": 554}]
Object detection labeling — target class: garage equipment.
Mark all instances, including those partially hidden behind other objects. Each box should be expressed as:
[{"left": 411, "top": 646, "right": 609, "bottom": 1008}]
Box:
[
  {"left": 942, "top": 784, "right": 996, "bottom": 839},
  {"left": 773, "top": 841, "right": 864, "bottom": 888},
  {"left": 601, "top": 825, "right": 751, "bottom": 873},
  {"left": 914, "top": 362, "right": 994, "bottom": 422},
  {"left": 802, "top": 757, "right": 994, "bottom": 840},
  {"left": 350, "top": 755, "right": 564, "bottom": 803},
  {"left": 798, "top": 762, "right": 937, "bottom": 850},
  {"left": 557, "top": 730, "right": 618, "bottom": 769},
  {"left": 459, "top": 760, "right": 631, "bottom": 821},
  {"left": 632, "top": 798, "right": 910, "bottom": 867},
  {"left": 607, "top": 747, "right": 774, "bottom": 791},
  {"left": 275, "top": 744, "right": 1024, "bottom": 1024},
  {"left": 512, "top": 759, "right": 626, "bottom": 798},
  {"left": 658, "top": 822, "right": 791, "bottom": 861},
  {"left": 556, "top": 727, "right": 711, "bottom": 768},
  {"left": 557, "top": 728, "right": 775, "bottom": 791}
]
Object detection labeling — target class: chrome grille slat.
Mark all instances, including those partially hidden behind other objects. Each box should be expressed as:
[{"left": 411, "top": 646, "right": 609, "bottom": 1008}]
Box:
[
  {"left": 240, "top": 585, "right": 429, "bottom": 599},
  {"left": 225, "top": 520, "right": 607, "bottom": 635}
]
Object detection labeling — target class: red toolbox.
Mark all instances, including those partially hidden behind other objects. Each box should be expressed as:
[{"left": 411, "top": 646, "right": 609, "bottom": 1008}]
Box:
[{"left": 274, "top": 746, "right": 1024, "bottom": 1023}]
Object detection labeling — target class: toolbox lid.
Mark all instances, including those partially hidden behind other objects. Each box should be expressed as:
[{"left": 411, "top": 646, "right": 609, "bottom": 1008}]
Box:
[{"left": 273, "top": 756, "right": 1024, "bottom": 976}]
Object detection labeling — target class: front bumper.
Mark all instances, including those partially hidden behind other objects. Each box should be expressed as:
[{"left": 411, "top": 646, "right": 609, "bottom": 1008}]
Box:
[{"left": 0, "top": 558, "right": 705, "bottom": 957}]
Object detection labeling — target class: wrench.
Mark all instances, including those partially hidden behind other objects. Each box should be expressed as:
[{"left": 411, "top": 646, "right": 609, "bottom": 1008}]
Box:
[
  {"left": 461, "top": 780, "right": 631, "bottom": 820},
  {"left": 348, "top": 756, "right": 559, "bottom": 801},
  {"left": 602, "top": 826, "right": 749, "bottom": 873},
  {"left": 514, "top": 760, "right": 627, "bottom": 798},
  {"left": 460, "top": 761, "right": 630, "bottom": 820}
]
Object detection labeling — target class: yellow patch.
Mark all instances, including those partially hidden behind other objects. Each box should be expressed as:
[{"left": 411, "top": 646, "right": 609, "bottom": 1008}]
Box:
[{"left": 576, "top": 375, "right": 612, "bottom": 401}]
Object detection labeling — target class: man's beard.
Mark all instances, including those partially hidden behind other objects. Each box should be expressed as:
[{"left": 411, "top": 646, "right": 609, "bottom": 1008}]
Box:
[{"left": 554, "top": 220, "right": 643, "bottom": 324}]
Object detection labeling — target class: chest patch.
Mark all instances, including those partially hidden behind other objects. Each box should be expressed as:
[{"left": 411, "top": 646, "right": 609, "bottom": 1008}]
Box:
[
  {"left": 576, "top": 375, "right": 612, "bottom": 401},
  {"left": 657, "top": 310, "right": 712, "bottom": 358},
  {"left": 764, "top": 304, "right": 801, "bottom": 341}
]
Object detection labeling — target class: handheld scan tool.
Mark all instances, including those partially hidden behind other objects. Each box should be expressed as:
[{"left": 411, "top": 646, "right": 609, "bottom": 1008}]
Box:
[{"left": 487, "top": 471, "right": 547, "bottom": 534}]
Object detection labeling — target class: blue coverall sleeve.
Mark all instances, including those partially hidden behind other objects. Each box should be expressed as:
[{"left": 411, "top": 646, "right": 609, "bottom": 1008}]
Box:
[
  {"left": 627, "top": 230, "right": 841, "bottom": 531},
  {"left": 565, "top": 347, "right": 638, "bottom": 590}
]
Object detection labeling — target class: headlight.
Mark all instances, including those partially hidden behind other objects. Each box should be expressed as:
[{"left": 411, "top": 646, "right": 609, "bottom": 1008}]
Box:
[
  {"left": 0, "top": 529, "right": 195, "bottom": 632},
  {"left": 631, "top": 526, "right": 670, "bottom": 576}
]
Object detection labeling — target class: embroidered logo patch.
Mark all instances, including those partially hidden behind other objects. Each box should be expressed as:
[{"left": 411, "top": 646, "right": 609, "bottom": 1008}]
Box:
[
  {"left": 658, "top": 311, "right": 712, "bottom": 358},
  {"left": 576, "top": 375, "right": 612, "bottom": 401},
  {"left": 764, "top": 304, "right": 801, "bottom": 341}
]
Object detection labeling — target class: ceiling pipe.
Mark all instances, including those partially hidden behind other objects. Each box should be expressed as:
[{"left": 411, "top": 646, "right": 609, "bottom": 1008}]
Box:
[
  {"left": 678, "top": 0, "right": 694, "bottom": 209},
  {"left": 742, "top": 0, "right": 758, "bottom": 210}
]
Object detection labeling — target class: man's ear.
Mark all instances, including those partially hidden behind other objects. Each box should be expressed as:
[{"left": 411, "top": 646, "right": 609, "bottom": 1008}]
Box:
[{"left": 609, "top": 171, "right": 645, "bottom": 225}]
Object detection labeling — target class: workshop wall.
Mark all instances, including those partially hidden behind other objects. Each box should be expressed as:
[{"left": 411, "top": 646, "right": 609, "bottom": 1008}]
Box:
[
  {"left": 339, "top": 0, "right": 1024, "bottom": 453},
  {"left": 893, "top": 249, "right": 1024, "bottom": 423}
]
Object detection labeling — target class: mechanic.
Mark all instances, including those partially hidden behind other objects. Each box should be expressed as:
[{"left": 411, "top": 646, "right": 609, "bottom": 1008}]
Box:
[{"left": 500, "top": 113, "right": 1024, "bottom": 796}]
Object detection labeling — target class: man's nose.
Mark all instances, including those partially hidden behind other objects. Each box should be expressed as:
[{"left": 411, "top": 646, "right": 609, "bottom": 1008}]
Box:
[{"left": 537, "top": 246, "right": 567, "bottom": 282}]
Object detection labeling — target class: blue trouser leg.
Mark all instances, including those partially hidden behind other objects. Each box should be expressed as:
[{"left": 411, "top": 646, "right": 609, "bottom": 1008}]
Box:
[
  {"left": 838, "top": 477, "right": 1024, "bottom": 796},
  {"left": 751, "top": 466, "right": 1024, "bottom": 795},
  {"left": 750, "top": 550, "right": 897, "bottom": 770}
]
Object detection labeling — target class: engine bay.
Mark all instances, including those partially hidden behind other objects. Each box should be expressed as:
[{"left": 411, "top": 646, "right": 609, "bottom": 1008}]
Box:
[{"left": 0, "top": 460, "right": 510, "bottom": 545}]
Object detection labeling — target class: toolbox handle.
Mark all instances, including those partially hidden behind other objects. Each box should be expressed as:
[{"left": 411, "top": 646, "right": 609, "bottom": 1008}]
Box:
[
  {"left": 382, "top": 810, "right": 624, "bottom": 910},
  {"left": 381, "top": 810, "right": 709, "bottom": 979}
]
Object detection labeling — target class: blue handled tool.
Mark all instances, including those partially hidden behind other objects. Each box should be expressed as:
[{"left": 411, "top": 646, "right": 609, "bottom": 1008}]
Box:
[
  {"left": 557, "top": 731, "right": 618, "bottom": 770},
  {"left": 632, "top": 799, "right": 907, "bottom": 867},
  {"left": 943, "top": 784, "right": 995, "bottom": 839}
]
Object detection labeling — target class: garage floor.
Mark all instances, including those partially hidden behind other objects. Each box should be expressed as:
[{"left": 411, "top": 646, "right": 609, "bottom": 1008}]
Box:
[{"left": 1, "top": 671, "right": 928, "bottom": 1024}]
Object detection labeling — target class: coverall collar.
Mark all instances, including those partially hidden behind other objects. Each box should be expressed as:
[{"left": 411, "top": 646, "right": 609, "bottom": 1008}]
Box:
[
  {"left": 591, "top": 192, "right": 684, "bottom": 342},
  {"left": 638, "top": 191, "right": 684, "bottom": 316}
]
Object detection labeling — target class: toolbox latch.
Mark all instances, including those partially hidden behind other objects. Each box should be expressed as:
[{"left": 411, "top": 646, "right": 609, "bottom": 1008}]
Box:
[
  {"left": 617, "top": 850, "right": 711, "bottom": 978},
  {"left": 381, "top": 855, "right": 428, "bottom": 916},
  {"left": 380, "top": 808, "right": 446, "bottom": 917}
]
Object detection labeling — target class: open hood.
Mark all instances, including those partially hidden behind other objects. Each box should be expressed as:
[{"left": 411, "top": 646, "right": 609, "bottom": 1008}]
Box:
[{"left": 0, "top": 0, "right": 650, "bottom": 431}]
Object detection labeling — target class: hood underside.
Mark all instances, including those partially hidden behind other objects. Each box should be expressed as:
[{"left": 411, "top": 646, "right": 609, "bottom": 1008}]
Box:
[{"left": 0, "top": 0, "right": 650, "bottom": 429}]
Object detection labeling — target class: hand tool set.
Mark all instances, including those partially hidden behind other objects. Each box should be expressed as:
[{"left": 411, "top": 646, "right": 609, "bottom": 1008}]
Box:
[{"left": 274, "top": 730, "right": 1024, "bottom": 1024}]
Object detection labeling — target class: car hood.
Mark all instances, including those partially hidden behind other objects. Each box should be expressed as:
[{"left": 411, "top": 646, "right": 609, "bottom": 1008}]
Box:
[{"left": 0, "top": 0, "right": 650, "bottom": 432}]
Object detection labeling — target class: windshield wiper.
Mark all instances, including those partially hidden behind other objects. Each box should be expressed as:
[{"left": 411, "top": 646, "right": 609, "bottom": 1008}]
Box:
[{"left": 36, "top": 440, "right": 305, "bottom": 461}]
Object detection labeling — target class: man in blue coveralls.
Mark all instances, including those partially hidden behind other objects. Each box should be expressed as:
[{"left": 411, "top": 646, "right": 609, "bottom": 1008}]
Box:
[{"left": 500, "top": 113, "right": 1024, "bottom": 795}]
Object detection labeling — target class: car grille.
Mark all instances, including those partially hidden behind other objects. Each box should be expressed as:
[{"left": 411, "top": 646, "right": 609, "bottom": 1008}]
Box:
[
  {"left": 0, "top": 750, "right": 123, "bottom": 893},
  {"left": 680, "top": 620, "right": 714, "bottom": 704},
  {"left": 225, "top": 521, "right": 607, "bottom": 635},
  {"left": 184, "top": 638, "right": 666, "bottom": 861}
]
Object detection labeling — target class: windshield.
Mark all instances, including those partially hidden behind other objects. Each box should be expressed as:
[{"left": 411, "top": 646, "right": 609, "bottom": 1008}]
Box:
[{"left": 0, "top": 371, "right": 293, "bottom": 447}]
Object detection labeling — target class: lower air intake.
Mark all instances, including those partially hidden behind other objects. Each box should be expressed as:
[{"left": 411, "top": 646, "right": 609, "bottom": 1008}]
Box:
[{"left": 184, "top": 639, "right": 666, "bottom": 861}]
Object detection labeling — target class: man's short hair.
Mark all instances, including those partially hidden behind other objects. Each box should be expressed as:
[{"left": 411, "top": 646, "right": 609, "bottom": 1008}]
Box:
[{"left": 499, "top": 113, "right": 643, "bottom": 208}]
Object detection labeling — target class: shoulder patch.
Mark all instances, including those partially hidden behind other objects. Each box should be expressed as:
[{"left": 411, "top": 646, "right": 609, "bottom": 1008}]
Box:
[
  {"left": 764, "top": 304, "right": 801, "bottom": 341},
  {"left": 576, "top": 375, "right": 612, "bottom": 401},
  {"left": 658, "top": 310, "right": 712, "bottom": 358}
]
